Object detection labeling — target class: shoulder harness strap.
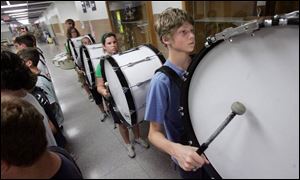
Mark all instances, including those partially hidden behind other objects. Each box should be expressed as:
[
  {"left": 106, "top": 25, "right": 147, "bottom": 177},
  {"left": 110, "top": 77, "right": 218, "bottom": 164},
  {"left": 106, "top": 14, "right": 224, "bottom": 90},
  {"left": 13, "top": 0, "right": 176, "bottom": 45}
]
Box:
[{"left": 155, "top": 66, "right": 183, "bottom": 88}]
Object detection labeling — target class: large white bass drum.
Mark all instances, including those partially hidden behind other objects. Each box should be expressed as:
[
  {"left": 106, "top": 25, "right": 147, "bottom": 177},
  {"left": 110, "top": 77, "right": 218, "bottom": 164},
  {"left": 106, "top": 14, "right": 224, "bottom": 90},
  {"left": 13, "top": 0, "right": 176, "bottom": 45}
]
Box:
[
  {"left": 101, "top": 44, "right": 166, "bottom": 127},
  {"left": 67, "top": 34, "right": 95, "bottom": 66},
  {"left": 181, "top": 15, "right": 299, "bottom": 179},
  {"left": 80, "top": 43, "right": 105, "bottom": 88}
]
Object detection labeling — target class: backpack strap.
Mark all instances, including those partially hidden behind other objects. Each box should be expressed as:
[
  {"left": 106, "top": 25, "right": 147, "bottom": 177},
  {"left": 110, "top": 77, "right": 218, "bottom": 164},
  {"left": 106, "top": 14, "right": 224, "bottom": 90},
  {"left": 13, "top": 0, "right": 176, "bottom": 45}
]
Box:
[
  {"left": 38, "top": 73, "right": 52, "bottom": 82},
  {"left": 155, "top": 66, "right": 183, "bottom": 88}
]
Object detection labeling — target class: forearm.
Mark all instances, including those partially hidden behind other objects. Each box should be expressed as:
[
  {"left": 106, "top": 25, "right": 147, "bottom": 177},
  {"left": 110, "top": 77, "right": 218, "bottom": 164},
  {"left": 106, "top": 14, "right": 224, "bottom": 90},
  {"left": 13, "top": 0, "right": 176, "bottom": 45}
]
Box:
[
  {"left": 148, "top": 123, "right": 178, "bottom": 157},
  {"left": 97, "top": 85, "right": 106, "bottom": 96},
  {"left": 96, "top": 77, "right": 109, "bottom": 97}
]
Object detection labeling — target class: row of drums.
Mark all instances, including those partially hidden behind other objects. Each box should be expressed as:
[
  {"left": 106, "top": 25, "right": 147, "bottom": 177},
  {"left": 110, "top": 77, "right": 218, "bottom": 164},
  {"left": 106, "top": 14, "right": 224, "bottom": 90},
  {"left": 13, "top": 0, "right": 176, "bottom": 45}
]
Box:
[{"left": 67, "top": 14, "right": 299, "bottom": 179}]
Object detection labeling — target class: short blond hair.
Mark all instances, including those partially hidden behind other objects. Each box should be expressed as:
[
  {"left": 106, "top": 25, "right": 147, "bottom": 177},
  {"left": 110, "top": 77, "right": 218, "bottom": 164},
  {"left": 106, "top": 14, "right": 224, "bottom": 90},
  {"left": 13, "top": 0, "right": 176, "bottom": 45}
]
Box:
[{"left": 155, "top": 8, "right": 194, "bottom": 44}]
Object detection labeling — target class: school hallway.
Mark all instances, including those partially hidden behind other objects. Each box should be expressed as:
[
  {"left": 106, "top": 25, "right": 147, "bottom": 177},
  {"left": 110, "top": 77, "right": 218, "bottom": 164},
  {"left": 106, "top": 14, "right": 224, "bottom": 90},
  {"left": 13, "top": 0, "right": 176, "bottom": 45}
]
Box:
[{"left": 39, "top": 42, "right": 180, "bottom": 179}]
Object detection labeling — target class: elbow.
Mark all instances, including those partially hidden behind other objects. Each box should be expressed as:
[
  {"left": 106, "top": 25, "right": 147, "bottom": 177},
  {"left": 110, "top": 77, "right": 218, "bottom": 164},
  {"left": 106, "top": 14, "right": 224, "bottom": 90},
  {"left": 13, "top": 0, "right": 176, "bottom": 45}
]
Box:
[{"left": 147, "top": 126, "right": 155, "bottom": 144}]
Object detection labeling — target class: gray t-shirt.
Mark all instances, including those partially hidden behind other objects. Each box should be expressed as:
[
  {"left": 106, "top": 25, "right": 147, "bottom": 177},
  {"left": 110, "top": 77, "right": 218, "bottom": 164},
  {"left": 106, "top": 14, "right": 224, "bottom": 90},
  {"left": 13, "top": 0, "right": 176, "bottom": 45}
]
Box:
[
  {"left": 36, "top": 73, "right": 56, "bottom": 104},
  {"left": 23, "top": 93, "right": 57, "bottom": 146},
  {"left": 38, "top": 54, "right": 51, "bottom": 79}
]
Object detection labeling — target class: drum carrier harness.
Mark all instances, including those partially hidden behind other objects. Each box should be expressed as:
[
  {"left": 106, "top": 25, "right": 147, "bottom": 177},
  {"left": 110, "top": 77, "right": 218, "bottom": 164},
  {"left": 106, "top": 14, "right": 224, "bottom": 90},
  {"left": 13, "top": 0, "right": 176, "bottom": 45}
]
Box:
[{"left": 155, "top": 60, "right": 222, "bottom": 179}]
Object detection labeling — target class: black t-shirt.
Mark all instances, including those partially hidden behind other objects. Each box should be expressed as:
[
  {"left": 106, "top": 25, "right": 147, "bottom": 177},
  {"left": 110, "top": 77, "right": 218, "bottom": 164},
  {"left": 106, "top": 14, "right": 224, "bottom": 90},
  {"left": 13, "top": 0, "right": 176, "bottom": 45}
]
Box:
[{"left": 49, "top": 146, "right": 83, "bottom": 179}]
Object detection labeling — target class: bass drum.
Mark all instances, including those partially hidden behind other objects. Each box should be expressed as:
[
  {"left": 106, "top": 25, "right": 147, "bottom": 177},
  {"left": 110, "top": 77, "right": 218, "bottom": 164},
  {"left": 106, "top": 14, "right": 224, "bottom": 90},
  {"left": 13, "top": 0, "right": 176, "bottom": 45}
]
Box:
[
  {"left": 101, "top": 44, "right": 165, "bottom": 127},
  {"left": 67, "top": 34, "right": 95, "bottom": 65},
  {"left": 181, "top": 25, "right": 299, "bottom": 178},
  {"left": 80, "top": 43, "right": 105, "bottom": 88}
]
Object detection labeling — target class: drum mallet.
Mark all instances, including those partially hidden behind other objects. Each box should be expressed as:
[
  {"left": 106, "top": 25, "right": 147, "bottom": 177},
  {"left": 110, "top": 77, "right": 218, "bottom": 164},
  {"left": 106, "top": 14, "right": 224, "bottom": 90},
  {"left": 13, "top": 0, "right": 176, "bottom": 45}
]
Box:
[
  {"left": 196, "top": 101, "right": 246, "bottom": 155},
  {"left": 104, "top": 82, "right": 117, "bottom": 129}
]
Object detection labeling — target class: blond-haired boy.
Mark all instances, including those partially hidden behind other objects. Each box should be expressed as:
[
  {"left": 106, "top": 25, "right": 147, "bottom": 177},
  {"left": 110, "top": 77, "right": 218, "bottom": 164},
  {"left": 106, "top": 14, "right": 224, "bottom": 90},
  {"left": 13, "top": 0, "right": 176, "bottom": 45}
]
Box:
[{"left": 144, "top": 8, "right": 209, "bottom": 178}]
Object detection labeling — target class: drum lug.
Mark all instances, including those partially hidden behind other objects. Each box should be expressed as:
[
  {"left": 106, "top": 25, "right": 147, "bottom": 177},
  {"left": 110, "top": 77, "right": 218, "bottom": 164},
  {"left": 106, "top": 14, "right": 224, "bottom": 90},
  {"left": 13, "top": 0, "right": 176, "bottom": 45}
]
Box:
[
  {"left": 182, "top": 71, "right": 189, "bottom": 81},
  {"left": 122, "top": 87, "right": 129, "bottom": 93},
  {"left": 112, "top": 106, "right": 119, "bottom": 113},
  {"left": 129, "top": 110, "right": 135, "bottom": 115},
  {"left": 112, "top": 66, "right": 119, "bottom": 71},
  {"left": 178, "top": 106, "right": 184, "bottom": 116}
]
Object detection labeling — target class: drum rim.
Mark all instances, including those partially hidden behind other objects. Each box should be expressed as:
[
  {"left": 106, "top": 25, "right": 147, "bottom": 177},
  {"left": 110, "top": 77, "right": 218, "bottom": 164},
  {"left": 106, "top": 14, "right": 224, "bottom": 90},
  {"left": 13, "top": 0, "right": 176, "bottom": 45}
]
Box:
[
  {"left": 181, "top": 24, "right": 299, "bottom": 146},
  {"left": 181, "top": 41, "right": 222, "bottom": 147},
  {"left": 68, "top": 34, "right": 96, "bottom": 60},
  {"left": 67, "top": 38, "right": 78, "bottom": 59},
  {"left": 101, "top": 55, "right": 137, "bottom": 126},
  {"left": 80, "top": 45, "right": 97, "bottom": 88},
  {"left": 180, "top": 24, "right": 299, "bottom": 178},
  {"left": 101, "top": 44, "right": 166, "bottom": 127},
  {"left": 143, "top": 44, "right": 166, "bottom": 64}
]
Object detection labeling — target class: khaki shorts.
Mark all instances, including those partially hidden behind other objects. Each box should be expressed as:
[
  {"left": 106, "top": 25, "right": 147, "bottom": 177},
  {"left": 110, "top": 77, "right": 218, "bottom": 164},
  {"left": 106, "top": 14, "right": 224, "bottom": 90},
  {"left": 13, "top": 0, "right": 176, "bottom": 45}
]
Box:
[{"left": 77, "top": 71, "right": 86, "bottom": 85}]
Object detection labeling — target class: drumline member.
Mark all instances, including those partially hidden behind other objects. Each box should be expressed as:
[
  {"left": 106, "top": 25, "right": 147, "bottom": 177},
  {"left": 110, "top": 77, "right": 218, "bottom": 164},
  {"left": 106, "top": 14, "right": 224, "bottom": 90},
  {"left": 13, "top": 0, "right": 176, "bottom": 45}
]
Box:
[
  {"left": 65, "top": 27, "right": 81, "bottom": 62},
  {"left": 80, "top": 37, "right": 108, "bottom": 119},
  {"left": 144, "top": 8, "right": 209, "bottom": 178},
  {"left": 66, "top": 27, "right": 87, "bottom": 96},
  {"left": 65, "top": 19, "right": 75, "bottom": 31},
  {"left": 96, "top": 32, "right": 149, "bottom": 158},
  {"left": 79, "top": 37, "right": 94, "bottom": 102}
]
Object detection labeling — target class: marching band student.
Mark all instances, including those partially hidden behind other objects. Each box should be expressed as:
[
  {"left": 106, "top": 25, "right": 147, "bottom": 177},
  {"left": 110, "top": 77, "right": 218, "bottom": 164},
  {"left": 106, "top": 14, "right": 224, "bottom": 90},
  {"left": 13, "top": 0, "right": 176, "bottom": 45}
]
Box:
[
  {"left": 96, "top": 32, "right": 149, "bottom": 158},
  {"left": 144, "top": 8, "right": 209, "bottom": 178},
  {"left": 79, "top": 37, "right": 94, "bottom": 102},
  {"left": 64, "top": 19, "right": 75, "bottom": 32},
  {"left": 80, "top": 37, "right": 108, "bottom": 119}
]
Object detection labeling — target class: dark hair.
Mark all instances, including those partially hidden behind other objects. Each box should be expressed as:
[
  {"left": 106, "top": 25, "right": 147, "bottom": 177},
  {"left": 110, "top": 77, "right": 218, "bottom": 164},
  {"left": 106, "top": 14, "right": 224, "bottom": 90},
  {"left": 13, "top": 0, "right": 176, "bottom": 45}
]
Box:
[
  {"left": 17, "top": 47, "right": 40, "bottom": 67},
  {"left": 20, "top": 26, "right": 29, "bottom": 32},
  {"left": 67, "top": 27, "right": 80, "bottom": 39},
  {"left": 1, "top": 95, "right": 47, "bottom": 166},
  {"left": 65, "top": 19, "right": 75, "bottom": 26},
  {"left": 101, "top": 32, "right": 116, "bottom": 45},
  {"left": 13, "top": 34, "right": 36, "bottom": 47},
  {"left": 1, "top": 51, "right": 37, "bottom": 91}
]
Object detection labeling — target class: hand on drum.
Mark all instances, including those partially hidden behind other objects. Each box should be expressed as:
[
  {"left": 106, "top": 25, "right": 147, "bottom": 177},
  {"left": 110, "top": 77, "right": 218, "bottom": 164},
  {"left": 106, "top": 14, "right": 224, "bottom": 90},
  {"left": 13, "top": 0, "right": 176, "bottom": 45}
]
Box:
[
  {"left": 173, "top": 143, "right": 209, "bottom": 172},
  {"left": 102, "top": 89, "right": 110, "bottom": 98}
]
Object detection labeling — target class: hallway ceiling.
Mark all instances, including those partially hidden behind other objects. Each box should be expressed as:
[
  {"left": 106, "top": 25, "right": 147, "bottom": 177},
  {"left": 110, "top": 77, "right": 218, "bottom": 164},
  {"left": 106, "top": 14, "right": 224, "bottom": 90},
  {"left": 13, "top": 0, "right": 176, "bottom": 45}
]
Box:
[{"left": 1, "top": 1, "right": 53, "bottom": 24}]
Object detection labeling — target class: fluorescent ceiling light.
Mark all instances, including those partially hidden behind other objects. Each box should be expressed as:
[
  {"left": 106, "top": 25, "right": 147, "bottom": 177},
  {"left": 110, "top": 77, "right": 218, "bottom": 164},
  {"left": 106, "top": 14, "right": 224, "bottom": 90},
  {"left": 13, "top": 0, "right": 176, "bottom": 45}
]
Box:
[
  {"left": 18, "top": 19, "right": 29, "bottom": 25},
  {"left": 8, "top": 12, "right": 28, "bottom": 16},
  {"left": 4, "top": 9, "right": 28, "bottom": 13},
  {"left": 16, "top": 17, "right": 29, "bottom": 21},
  {"left": 12, "top": 14, "right": 28, "bottom": 18},
  {"left": 9, "top": 11, "right": 43, "bottom": 17},
  {"left": 1, "top": 3, "right": 27, "bottom": 9}
]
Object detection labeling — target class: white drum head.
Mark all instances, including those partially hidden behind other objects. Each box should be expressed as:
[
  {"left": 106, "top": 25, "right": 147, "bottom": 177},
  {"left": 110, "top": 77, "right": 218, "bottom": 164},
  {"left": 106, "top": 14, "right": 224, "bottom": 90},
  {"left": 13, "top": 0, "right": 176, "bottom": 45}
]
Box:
[
  {"left": 102, "top": 45, "right": 165, "bottom": 126},
  {"left": 186, "top": 26, "right": 299, "bottom": 178},
  {"left": 68, "top": 35, "right": 94, "bottom": 62},
  {"left": 103, "top": 58, "right": 131, "bottom": 124},
  {"left": 81, "top": 44, "right": 105, "bottom": 87}
]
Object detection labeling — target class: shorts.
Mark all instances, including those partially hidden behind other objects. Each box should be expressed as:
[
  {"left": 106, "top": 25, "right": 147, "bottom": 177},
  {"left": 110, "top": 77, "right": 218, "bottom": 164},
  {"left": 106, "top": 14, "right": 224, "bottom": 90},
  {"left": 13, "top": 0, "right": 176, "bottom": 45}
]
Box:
[
  {"left": 78, "top": 72, "right": 86, "bottom": 85},
  {"left": 105, "top": 98, "right": 122, "bottom": 124},
  {"left": 89, "top": 87, "right": 103, "bottom": 106}
]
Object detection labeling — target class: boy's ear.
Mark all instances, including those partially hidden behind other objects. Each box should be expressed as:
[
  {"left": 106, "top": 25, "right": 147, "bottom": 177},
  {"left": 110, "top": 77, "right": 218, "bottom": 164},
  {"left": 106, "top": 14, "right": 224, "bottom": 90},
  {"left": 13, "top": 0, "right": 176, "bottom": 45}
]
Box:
[
  {"left": 25, "top": 60, "right": 33, "bottom": 67},
  {"left": 20, "top": 43, "right": 27, "bottom": 49},
  {"left": 161, "top": 35, "right": 171, "bottom": 45}
]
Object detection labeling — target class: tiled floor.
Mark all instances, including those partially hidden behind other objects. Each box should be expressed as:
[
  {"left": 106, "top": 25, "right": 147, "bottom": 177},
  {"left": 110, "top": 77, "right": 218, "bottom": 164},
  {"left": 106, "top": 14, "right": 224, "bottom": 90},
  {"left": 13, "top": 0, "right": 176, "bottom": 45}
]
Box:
[{"left": 40, "top": 43, "right": 180, "bottom": 179}]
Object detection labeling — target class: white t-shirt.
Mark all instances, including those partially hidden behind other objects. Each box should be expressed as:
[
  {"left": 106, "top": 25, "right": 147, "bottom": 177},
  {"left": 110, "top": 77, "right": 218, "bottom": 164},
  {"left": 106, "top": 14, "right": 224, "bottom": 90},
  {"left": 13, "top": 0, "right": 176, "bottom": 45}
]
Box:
[{"left": 22, "top": 93, "right": 57, "bottom": 146}]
